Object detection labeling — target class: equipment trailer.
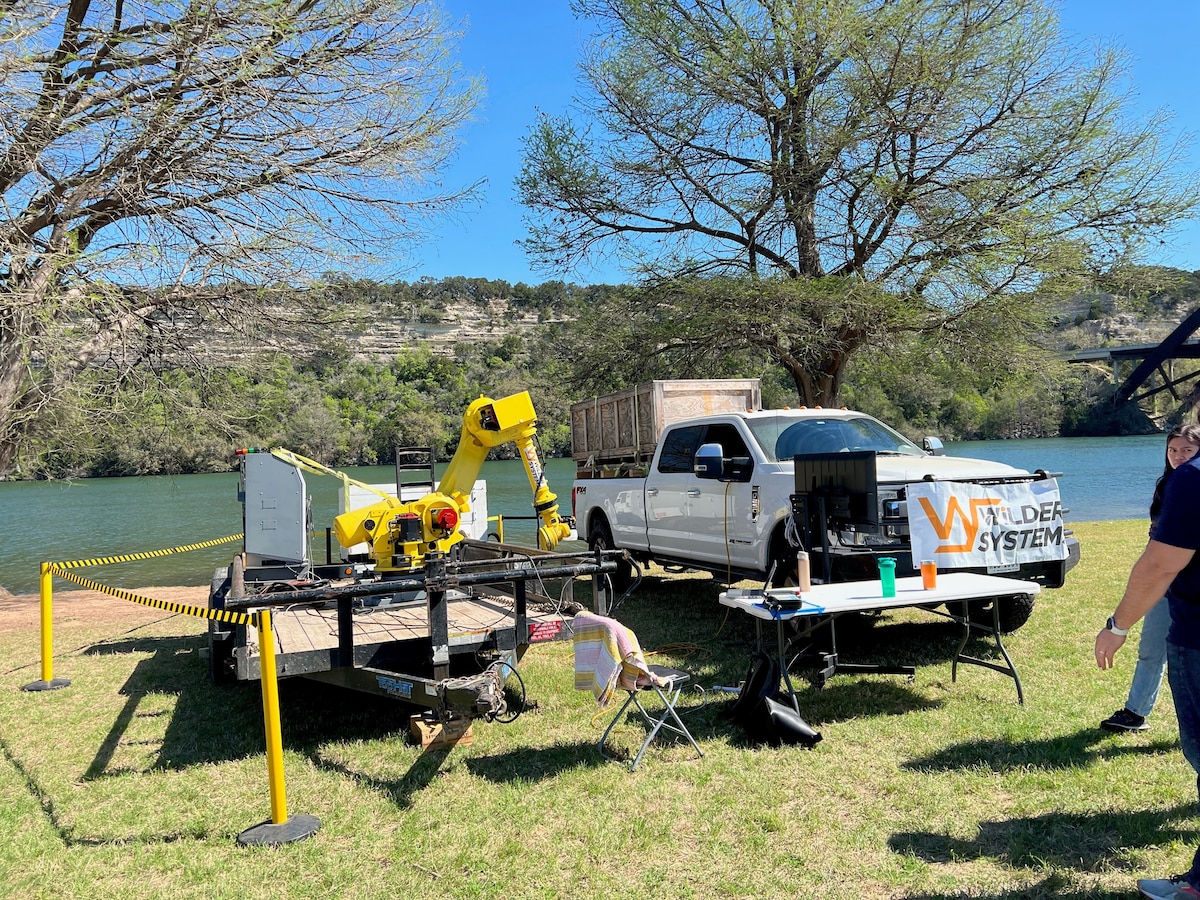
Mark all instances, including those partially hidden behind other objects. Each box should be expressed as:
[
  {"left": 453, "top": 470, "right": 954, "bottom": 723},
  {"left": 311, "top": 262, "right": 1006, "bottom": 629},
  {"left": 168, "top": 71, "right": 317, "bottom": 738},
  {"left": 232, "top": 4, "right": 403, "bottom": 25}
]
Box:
[
  {"left": 207, "top": 391, "right": 620, "bottom": 726},
  {"left": 208, "top": 539, "right": 619, "bottom": 722}
]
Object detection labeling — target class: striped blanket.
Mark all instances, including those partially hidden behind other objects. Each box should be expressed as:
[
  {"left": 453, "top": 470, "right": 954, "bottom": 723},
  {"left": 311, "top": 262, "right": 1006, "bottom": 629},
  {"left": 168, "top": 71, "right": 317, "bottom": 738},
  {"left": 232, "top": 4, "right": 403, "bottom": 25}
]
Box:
[{"left": 572, "top": 612, "right": 659, "bottom": 706}]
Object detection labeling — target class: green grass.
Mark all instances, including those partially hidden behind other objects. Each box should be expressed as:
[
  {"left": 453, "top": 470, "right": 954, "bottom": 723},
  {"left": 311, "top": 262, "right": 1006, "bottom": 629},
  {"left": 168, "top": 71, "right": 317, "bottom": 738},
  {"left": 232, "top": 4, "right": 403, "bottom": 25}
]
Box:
[{"left": 0, "top": 519, "right": 1190, "bottom": 898}]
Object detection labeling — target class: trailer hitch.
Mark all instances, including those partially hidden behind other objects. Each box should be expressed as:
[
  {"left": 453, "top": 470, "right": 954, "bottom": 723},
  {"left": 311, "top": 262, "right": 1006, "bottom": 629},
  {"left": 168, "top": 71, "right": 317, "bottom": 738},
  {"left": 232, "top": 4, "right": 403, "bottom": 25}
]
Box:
[{"left": 438, "top": 662, "right": 515, "bottom": 722}]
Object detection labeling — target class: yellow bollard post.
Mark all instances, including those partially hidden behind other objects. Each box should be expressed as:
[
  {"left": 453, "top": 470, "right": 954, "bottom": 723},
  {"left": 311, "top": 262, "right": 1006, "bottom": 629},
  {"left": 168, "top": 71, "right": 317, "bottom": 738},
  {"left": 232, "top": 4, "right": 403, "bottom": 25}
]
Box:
[
  {"left": 22, "top": 562, "right": 70, "bottom": 692},
  {"left": 39, "top": 562, "right": 53, "bottom": 683},
  {"left": 259, "top": 608, "right": 287, "bottom": 823},
  {"left": 236, "top": 608, "right": 319, "bottom": 846}
]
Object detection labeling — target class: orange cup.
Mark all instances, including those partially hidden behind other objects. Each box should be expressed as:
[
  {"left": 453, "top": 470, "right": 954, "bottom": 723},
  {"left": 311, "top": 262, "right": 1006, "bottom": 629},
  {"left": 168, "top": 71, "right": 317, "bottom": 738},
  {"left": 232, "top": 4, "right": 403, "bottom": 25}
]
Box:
[{"left": 920, "top": 559, "right": 937, "bottom": 590}]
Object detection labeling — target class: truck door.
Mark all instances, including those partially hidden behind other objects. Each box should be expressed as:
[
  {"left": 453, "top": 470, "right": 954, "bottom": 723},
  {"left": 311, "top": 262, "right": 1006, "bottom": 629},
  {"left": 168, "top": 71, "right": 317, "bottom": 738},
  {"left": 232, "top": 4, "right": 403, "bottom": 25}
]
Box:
[
  {"left": 645, "top": 424, "right": 705, "bottom": 559},
  {"left": 686, "top": 423, "right": 758, "bottom": 569}
]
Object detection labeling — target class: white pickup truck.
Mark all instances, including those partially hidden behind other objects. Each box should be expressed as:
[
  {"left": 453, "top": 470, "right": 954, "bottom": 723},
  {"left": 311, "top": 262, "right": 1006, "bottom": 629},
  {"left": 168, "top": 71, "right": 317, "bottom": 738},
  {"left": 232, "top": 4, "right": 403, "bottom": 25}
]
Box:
[{"left": 571, "top": 401, "right": 1079, "bottom": 632}]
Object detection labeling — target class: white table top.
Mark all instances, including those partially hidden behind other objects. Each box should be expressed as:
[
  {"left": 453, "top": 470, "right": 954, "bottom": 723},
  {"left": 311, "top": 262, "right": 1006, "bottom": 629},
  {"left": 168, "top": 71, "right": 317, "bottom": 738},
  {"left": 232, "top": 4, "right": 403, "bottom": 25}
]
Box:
[{"left": 719, "top": 572, "right": 1042, "bottom": 621}]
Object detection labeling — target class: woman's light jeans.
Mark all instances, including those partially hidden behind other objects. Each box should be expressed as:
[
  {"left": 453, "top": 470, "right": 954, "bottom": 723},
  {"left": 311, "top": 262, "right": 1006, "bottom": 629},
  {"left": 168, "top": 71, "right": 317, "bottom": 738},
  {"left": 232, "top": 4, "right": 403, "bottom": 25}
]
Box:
[{"left": 1126, "top": 596, "right": 1169, "bottom": 718}]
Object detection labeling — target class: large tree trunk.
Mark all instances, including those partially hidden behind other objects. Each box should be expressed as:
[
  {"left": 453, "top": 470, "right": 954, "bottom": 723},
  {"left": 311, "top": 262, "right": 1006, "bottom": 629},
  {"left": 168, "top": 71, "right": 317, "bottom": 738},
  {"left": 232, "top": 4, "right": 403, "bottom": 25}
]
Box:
[
  {"left": 776, "top": 334, "right": 855, "bottom": 408},
  {"left": 0, "top": 309, "right": 37, "bottom": 477},
  {"left": 0, "top": 357, "right": 48, "bottom": 478}
]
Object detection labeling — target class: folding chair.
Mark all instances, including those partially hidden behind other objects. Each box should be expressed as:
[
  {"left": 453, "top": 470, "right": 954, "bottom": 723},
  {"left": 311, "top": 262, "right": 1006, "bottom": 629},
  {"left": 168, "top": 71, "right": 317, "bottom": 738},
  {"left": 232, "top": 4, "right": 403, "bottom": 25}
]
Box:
[{"left": 572, "top": 612, "right": 703, "bottom": 772}]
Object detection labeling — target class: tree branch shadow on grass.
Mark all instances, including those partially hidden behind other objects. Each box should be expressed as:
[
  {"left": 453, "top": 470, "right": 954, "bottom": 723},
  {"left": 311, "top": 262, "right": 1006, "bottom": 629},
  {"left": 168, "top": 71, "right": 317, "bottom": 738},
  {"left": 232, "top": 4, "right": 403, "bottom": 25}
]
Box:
[
  {"left": 889, "top": 803, "right": 1199, "bottom": 874},
  {"left": 79, "top": 637, "right": 421, "bottom": 777},
  {"left": 81, "top": 634, "right": 263, "bottom": 778},
  {"left": 901, "top": 728, "right": 1178, "bottom": 774}
]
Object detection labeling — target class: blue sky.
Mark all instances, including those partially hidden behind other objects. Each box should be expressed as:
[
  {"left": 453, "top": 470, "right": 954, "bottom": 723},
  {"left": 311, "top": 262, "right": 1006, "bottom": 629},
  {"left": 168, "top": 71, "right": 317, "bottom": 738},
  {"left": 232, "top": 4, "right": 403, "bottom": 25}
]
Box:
[{"left": 407, "top": 0, "right": 1200, "bottom": 287}]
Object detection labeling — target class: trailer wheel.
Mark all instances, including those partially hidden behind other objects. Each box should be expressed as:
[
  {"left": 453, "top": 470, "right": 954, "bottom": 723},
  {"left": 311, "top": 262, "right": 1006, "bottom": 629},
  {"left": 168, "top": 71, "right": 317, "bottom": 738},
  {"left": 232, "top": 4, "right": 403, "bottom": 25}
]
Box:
[
  {"left": 964, "top": 593, "right": 1036, "bottom": 634},
  {"left": 208, "top": 565, "right": 237, "bottom": 685},
  {"left": 587, "top": 516, "right": 633, "bottom": 592}
]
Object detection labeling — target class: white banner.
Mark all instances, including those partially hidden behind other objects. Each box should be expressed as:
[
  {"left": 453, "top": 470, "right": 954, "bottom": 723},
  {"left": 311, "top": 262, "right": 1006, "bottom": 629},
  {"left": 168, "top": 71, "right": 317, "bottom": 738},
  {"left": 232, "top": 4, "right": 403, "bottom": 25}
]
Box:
[{"left": 906, "top": 479, "right": 1068, "bottom": 570}]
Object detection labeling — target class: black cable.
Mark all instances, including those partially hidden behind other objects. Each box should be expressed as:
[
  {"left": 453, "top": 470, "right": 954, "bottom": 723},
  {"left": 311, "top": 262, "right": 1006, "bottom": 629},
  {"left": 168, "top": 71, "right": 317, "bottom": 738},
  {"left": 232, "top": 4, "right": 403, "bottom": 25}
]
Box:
[
  {"left": 489, "top": 659, "right": 526, "bottom": 724},
  {"left": 607, "top": 558, "right": 644, "bottom": 617}
]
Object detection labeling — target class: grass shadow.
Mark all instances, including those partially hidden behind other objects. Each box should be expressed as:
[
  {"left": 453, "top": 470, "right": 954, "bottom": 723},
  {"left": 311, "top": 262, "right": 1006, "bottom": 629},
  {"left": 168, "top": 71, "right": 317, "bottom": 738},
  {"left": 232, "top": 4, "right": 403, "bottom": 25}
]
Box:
[
  {"left": 276, "top": 678, "right": 414, "bottom": 748},
  {"left": 465, "top": 741, "right": 606, "bottom": 783},
  {"left": 889, "top": 803, "right": 1200, "bottom": 873},
  {"left": 903, "top": 727, "right": 1179, "bottom": 774},
  {"left": 797, "top": 615, "right": 1012, "bottom": 671},
  {"left": 305, "top": 744, "right": 454, "bottom": 811},
  {"left": 81, "top": 634, "right": 263, "bottom": 776},
  {"left": 79, "top": 635, "right": 423, "bottom": 777},
  {"left": 898, "top": 877, "right": 1139, "bottom": 900},
  {"left": 790, "top": 679, "right": 943, "bottom": 726}
]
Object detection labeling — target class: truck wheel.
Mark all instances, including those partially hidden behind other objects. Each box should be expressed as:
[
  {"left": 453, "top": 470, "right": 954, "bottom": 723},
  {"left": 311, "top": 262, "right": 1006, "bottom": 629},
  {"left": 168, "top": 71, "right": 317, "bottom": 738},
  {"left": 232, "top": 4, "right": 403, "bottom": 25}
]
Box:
[
  {"left": 587, "top": 517, "right": 633, "bottom": 592},
  {"left": 964, "top": 593, "right": 1036, "bottom": 634},
  {"left": 768, "top": 530, "right": 796, "bottom": 588}
]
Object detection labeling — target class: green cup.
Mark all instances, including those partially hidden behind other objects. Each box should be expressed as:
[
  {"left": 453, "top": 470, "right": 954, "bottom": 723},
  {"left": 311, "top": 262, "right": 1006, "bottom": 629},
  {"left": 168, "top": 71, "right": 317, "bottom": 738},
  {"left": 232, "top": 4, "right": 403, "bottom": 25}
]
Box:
[{"left": 878, "top": 557, "right": 896, "bottom": 598}]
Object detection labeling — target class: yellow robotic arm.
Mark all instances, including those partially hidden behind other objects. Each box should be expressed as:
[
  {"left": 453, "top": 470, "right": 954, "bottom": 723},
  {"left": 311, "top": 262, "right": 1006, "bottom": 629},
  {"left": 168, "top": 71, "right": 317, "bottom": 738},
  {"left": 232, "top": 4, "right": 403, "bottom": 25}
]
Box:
[
  {"left": 440, "top": 392, "right": 574, "bottom": 551},
  {"left": 331, "top": 391, "right": 573, "bottom": 576}
]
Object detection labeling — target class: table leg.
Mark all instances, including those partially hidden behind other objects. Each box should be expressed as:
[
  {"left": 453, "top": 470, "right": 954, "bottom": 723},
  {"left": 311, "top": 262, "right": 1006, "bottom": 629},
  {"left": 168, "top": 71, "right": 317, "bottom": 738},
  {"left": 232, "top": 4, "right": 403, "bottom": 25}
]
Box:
[
  {"left": 950, "top": 596, "right": 1025, "bottom": 705},
  {"left": 776, "top": 620, "right": 801, "bottom": 713}
]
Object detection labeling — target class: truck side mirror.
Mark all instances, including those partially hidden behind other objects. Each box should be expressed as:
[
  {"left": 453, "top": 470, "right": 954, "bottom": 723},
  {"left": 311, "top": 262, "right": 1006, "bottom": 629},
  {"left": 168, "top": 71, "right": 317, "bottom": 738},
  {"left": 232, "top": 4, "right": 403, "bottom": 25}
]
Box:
[
  {"left": 923, "top": 436, "right": 945, "bottom": 456},
  {"left": 694, "top": 443, "right": 725, "bottom": 479},
  {"left": 695, "top": 443, "right": 752, "bottom": 482}
]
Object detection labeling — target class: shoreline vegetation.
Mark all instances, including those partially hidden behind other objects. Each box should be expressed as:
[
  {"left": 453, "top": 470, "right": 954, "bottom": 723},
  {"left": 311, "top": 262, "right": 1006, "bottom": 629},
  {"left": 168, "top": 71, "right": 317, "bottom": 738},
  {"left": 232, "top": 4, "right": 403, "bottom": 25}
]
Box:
[
  {"left": 1, "top": 519, "right": 1190, "bottom": 898},
  {"left": 8, "top": 269, "right": 1199, "bottom": 482}
]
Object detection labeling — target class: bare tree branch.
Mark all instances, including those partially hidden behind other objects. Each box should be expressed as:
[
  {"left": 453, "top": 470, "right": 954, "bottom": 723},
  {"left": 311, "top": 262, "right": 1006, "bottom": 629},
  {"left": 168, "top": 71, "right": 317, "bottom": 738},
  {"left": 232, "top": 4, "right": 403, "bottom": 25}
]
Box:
[{"left": 0, "top": 0, "right": 481, "bottom": 473}]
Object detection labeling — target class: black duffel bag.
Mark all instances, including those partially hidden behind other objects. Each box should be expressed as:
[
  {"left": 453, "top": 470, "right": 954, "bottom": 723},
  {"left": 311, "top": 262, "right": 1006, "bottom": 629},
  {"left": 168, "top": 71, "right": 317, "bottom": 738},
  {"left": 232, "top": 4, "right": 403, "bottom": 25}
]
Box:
[{"left": 726, "top": 652, "right": 822, "bottom": 748}]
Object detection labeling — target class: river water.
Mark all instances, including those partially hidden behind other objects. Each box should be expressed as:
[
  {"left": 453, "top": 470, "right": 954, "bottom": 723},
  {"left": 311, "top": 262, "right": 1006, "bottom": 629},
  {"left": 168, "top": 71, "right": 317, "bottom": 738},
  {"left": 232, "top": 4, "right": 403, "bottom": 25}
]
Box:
[{"left": 0, "top": 434, "right": 1168, "bottom": 595}]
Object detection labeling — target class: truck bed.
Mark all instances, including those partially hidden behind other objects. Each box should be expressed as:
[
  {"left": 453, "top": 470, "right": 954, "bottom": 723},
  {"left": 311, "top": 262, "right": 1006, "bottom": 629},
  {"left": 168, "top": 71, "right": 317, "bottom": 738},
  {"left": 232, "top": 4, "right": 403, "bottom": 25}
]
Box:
[{"left": 571, "top": 378, "right": 761, "bottom": 465}]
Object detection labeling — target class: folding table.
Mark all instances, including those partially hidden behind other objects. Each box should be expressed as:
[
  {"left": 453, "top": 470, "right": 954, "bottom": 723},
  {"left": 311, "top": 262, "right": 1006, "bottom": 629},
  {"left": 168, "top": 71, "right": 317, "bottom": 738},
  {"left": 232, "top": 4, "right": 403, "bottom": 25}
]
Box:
[{"left": 719, "top": 572, "right": 1042, "bottom": 706}]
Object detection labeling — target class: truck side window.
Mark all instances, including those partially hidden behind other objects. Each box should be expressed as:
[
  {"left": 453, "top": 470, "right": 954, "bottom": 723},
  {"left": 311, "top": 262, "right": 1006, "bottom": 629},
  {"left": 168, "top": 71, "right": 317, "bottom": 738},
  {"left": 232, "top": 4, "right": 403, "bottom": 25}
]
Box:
[
  {"left": 657, "top": 425, "right": 705, "bottom": 474},
  {"left": 703, "top": 423, "right": 752, "bottom": 468}
]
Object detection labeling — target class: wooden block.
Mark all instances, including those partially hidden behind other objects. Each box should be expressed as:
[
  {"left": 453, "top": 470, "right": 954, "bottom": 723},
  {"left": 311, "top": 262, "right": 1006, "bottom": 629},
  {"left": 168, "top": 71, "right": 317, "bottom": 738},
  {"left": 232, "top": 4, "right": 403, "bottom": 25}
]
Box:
[{"left": 410, "top": 714, "right": 474, "bottom": 749}]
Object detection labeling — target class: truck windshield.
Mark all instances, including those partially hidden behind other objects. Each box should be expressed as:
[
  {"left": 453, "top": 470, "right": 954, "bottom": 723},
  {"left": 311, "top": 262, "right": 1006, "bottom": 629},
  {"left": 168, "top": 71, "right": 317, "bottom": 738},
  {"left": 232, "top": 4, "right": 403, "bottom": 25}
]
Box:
[{"left": 745, "top": 414, "right": 927, "bottom": 462}]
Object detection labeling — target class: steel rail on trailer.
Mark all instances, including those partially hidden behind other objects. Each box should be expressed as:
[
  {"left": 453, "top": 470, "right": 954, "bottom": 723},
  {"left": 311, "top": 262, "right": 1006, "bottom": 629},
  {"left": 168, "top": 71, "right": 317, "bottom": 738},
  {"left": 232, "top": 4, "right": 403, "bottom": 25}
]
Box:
[{"left": 208, "top": 540, "right": 623, "bottom": 722}]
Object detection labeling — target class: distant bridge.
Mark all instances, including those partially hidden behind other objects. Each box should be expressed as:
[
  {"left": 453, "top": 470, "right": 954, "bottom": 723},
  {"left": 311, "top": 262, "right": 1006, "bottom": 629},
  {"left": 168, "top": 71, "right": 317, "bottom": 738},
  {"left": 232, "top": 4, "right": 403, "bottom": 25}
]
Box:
[{"left": 1066, "top": 306, "right": 1200, "bottom": 414}]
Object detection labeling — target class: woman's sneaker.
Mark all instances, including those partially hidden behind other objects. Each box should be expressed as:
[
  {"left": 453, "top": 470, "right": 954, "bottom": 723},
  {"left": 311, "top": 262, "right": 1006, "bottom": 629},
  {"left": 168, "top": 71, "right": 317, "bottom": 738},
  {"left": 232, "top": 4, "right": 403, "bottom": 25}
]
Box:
[
  {"left": 1101, "top": 708, "right": 1149, "bottom": 732},
  {"left": 1138, "top": 873, "right": 1200, "bottom": 898}
]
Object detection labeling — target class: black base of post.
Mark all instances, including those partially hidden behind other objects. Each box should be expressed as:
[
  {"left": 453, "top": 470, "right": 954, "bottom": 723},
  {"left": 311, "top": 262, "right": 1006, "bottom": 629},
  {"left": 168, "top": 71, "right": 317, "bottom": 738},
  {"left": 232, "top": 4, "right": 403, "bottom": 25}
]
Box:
[
  {"left": 22, "top": 678, "right": 70, "bottom": 692},
  {"left": 237, "top": 814, "right": 320, "bottom": 846}
]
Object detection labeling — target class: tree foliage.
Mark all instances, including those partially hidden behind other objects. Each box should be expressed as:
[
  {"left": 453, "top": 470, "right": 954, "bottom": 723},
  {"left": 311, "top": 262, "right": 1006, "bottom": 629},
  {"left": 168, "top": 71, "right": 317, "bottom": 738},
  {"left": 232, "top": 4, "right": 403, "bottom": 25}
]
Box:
[
  {"left": 519, "top": 0, "right": 1200, "bottom": 405},
  {"left": 11, "top": 264, "right": 1195, "bottom": 478},
  {"left": 0, "top": 0, "right": 479, "bottom": 475}
]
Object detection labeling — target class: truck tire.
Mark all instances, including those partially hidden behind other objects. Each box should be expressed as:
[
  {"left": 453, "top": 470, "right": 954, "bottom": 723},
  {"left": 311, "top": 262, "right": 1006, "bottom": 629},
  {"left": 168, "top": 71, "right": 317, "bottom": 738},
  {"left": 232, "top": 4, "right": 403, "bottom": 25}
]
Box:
[
  {"left": 768, "top": 529, "right": 796, "bottom": 588},
  {"left": 964, "top": 593, "right": 1036, "bottom": 634},
  {"left": 587, "top": 517, "right": 633, "bottom": 593}
]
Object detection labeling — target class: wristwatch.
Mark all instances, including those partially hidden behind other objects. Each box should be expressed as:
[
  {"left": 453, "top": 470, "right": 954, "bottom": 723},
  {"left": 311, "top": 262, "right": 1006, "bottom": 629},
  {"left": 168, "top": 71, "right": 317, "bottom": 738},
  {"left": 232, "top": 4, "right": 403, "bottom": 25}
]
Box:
[{"left": 1106, "top": 616, "right": 1129, "bottom": 637}]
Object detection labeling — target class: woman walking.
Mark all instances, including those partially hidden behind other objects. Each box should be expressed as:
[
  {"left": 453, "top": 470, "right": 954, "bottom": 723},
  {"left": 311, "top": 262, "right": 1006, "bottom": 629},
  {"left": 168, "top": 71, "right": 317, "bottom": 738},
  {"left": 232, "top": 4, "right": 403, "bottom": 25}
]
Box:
[{"left": 1101, "top": 423, "right": 1200, "bottom": 733}]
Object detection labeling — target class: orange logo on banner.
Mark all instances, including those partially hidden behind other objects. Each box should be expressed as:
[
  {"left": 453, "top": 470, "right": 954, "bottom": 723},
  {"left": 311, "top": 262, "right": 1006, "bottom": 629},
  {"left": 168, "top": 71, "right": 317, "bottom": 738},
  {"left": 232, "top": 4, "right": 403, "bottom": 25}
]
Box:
[{"left": 916, "top": 495, "right": 1003, "bottom": 553}]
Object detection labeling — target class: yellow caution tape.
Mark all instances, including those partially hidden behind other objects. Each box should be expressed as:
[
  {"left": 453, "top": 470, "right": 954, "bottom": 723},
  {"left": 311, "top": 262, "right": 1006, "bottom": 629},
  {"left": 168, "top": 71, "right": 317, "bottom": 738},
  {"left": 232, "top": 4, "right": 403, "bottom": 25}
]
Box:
[
  {"left": 50, "top": 533, "right": 245, "bottom": 571},
  {"left": 48, "top": 565, "right": 256, "bottom": 627}
]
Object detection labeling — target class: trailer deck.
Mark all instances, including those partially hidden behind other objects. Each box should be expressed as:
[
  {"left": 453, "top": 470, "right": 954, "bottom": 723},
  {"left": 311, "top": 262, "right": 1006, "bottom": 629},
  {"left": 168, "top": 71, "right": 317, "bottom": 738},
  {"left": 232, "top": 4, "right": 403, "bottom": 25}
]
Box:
[
  {"left": 243, "top": 586, "right": 574, "bottom": 679},
  {"left": 210, "top": 540, "right": 618, "bottom": 719}
]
